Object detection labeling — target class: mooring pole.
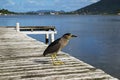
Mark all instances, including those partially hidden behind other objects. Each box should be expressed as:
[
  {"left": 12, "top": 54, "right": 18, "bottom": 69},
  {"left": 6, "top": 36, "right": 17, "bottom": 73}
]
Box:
[
  {"left": 50, "top": 33, "right": 55, "bottom": 42},
  {"left": 16, "top": 22, "right": 20, "bottom": 32},
  {"left": 45, "top": 34, "right": 49, "bottom": 44}
]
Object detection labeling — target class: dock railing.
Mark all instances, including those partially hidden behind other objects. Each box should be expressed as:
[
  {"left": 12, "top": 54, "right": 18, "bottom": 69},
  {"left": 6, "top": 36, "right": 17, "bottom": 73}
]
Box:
[{"left": 16, "top": 22, "right": 57, "bottom": 44}]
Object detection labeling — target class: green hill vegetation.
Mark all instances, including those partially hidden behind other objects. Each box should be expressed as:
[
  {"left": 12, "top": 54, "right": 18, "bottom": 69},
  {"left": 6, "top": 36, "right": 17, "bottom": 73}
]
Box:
[
  {"left": 0, "top": 9, "right": 16, "bottom": 15},
  {"left": 74, "top": 0, "right": 120, "bottom": 15}
]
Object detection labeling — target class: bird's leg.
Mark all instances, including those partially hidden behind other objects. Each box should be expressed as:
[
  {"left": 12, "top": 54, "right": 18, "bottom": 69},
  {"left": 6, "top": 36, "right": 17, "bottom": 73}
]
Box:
[
  {"left": 53, "top": 53, "right": 64, "bottom": 65},
  {"left": 51, "top": 54, "right": 61, "bottom": 65},
  {"left": 51, "top": 54, "right": 55, "bottom": 63}
]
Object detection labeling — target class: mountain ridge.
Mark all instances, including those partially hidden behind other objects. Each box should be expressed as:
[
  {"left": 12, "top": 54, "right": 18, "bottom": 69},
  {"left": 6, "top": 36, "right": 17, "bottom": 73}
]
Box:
[{"left": 74, "top": 0, "right": 120, "bottom": 15}]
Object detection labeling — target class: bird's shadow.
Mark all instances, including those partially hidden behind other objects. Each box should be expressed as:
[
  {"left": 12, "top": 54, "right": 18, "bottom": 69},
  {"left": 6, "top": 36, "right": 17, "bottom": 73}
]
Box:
[{"left": 34, "top": 59, "right": 50, "bottom": 64}]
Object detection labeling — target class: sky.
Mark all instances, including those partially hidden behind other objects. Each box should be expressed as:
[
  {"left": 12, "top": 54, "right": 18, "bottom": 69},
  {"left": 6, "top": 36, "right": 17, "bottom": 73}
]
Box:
[{"left": 0, "top": 0, "right": 100, "bottom": 12}]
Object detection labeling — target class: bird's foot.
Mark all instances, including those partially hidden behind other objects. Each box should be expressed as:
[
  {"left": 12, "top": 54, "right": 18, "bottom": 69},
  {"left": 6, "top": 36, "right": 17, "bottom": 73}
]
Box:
[
  {"left": 57, "top": 61, "right": 64, "bottom": 65},
  {"left": 52, "top": 61, "right": 64, "bottom": 66}
]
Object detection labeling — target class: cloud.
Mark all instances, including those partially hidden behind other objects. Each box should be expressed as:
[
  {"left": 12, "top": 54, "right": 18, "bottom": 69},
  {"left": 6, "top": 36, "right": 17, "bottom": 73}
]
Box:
[
  {"left": 28, "top": 0, "right": 36, "bottom": 3},
  {"left": 27, "top": 0, "right": 39, "bottom": 5},
  {"left": 90, "top": 0, "right": 100, "bottom": 3},
  {"left": 8, "top": 0, "right": 15, "bottom": 5},
  {"left": 0, "top": 0, "right": 15, "bottom": 9},
  {"left": 48, "top": 0, "right": 100, "bottom": 11},
  {"left": 79, "top": 0, "right": 99, "bottom": 3}
]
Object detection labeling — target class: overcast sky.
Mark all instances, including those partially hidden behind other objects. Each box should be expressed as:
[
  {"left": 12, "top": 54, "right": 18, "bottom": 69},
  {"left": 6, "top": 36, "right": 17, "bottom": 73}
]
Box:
[{"left": 0, "top": 0, "right": 100, "bottom": 12}]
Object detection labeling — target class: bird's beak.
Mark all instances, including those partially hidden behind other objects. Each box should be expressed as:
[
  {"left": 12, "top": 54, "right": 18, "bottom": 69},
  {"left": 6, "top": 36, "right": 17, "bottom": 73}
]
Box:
[{"left": 71, "top": 35, "right": 77, "bottom": 37}]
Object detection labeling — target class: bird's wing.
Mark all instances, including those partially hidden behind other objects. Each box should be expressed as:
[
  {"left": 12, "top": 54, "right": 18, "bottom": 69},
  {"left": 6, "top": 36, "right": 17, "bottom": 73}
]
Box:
[{"left": 43, "top": 38, "right": 61, "bottom": 56}]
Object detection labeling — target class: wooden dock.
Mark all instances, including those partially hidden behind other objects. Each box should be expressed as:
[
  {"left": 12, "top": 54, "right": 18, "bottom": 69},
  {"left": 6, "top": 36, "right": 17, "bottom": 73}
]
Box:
[
  {"left": 15, "top": 22, "right": 57, "bottom": 44},
  {"left": 0, "top": 27, "right": 118, "bottom": 80}
]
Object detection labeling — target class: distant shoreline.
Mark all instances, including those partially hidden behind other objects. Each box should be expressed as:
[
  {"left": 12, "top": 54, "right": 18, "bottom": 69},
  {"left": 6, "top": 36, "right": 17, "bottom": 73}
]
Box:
[{"left": 0, "top": 14, "right": 120, "bottom": 16}]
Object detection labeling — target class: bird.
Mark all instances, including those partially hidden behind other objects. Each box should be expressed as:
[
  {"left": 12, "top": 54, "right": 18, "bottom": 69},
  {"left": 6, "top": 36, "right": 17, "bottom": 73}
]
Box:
[{"left": 43, "top": 33, "right": 77, "bottom": 65}]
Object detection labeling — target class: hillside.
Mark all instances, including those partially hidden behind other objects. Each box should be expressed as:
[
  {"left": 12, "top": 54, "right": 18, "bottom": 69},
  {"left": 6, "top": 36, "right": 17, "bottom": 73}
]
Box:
[
  {"left": 74, "top": 0, "right": 120, "bottom": 15},
  {"left": 0, "top": 9, "right": 16, "bottom": 15}
]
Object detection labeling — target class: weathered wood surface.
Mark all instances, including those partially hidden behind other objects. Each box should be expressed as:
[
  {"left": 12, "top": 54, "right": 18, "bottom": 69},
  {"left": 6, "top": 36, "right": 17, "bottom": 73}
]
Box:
[
  {"left": 19, "top": 26, "right": 55, "bottom": 31},
  {"left": 0, "top": 27, "right": 118, "bottom": 80}
]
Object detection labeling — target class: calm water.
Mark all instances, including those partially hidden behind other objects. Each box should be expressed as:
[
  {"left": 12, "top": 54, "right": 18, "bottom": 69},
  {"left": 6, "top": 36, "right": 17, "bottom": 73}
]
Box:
[{"left": 0, "top": 15, "right": 120, "bottom": 79}]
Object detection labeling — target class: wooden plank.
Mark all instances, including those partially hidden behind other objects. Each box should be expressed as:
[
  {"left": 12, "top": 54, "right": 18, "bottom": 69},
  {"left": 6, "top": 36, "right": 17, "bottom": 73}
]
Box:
[
  {"left": 20, "top": 31, "right": 57, "bottom": 34},
  {"left": 7, "top": 26, "right": 56, "bottom": 31},
  {"left": 0, "top": 27, "right": 118, "bottom": 80},
  {"left": 20, "top": 26, "right": 55, "bottom": 31}
]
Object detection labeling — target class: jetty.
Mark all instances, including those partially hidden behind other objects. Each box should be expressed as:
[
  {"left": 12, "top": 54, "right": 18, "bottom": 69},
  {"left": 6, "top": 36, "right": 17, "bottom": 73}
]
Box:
[{"left": 0, "top": 27, "right": 118, "bottom": 80}]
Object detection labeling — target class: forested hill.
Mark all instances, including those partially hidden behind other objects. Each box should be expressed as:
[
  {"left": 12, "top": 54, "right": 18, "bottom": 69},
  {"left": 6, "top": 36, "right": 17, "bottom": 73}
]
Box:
[
  {"left": 74, "top": 0, "right": 120, "bottom": 15},
  {"left": 0, "top": 9, "right": 16, "bottom": 15}
]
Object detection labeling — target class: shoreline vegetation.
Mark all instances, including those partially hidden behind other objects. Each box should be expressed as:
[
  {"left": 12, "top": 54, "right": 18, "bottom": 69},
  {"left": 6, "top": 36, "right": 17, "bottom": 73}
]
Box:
[
  {"left": 0, "top": 8, "right": 120, "bottom": 16},
  {"left": 0, "top": 0, "right": 120, "bottom": 16}
]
